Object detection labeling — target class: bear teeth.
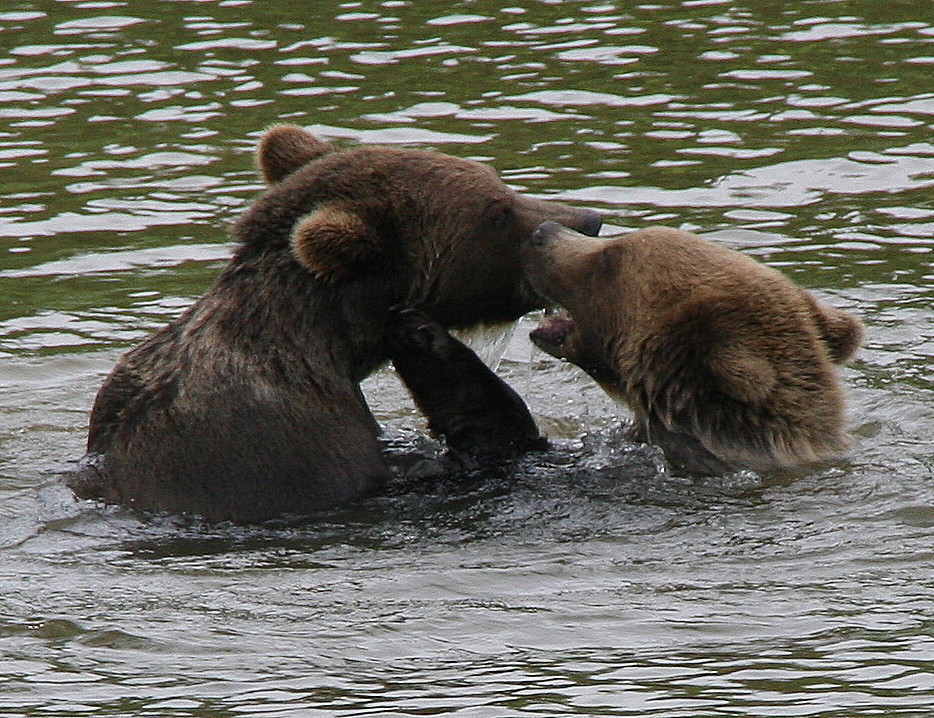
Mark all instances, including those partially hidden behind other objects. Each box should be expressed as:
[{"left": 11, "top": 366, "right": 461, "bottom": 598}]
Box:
[{"left": 530, "top": 313, "right": 575, "bottom": 346}]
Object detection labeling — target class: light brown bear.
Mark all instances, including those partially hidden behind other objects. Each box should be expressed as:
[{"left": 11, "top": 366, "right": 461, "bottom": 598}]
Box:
[
  {"left": 525, "top": 221, "right": 863, "bottom": 475},
  {"left": 71, "top": 126, "right": 601, "bottom": 522}
]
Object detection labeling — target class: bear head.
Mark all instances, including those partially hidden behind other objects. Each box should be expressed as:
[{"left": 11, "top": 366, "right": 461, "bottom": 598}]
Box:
[
  {"left": 524, "top": 222, "right": 862, "bottom": 391},
  {"left": 234, "top": 125, "right": 602, "bottom": 330}
]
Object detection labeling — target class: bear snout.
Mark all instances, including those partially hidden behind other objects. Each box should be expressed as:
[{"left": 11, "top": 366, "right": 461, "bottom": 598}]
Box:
[{"left": 578, "top": 210, "right": 603, "bottom": 238}]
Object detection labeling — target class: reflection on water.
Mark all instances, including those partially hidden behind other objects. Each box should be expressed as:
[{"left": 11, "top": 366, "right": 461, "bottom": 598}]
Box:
[{"left": 1, "top": 1, "right": 933, "bottom": 715}]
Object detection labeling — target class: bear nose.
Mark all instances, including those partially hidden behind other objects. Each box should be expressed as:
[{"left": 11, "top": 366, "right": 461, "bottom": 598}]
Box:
[
  {"left": 531, "top": 221, "right": 562, "bottom": 247},
  {"left": 579, "top": 210, "right": 602, "bottom": 237}
]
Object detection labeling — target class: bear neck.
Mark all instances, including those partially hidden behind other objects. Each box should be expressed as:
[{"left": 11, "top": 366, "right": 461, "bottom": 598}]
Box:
[{"left": 210, "top": 246, "right": 407, "bottom": 384}]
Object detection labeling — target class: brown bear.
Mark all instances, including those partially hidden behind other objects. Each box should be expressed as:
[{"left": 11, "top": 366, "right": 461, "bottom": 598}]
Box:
[
  {"left": 524, "top": 222, "right": 863, "bottom": 475},
  {"left": 71, "top": 126, "right": 601, "bottom": 522}
]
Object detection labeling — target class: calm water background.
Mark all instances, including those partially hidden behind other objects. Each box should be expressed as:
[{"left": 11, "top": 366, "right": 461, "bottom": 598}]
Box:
[{"left": 1, "top": 1, "right": 933, "bottom": 716}]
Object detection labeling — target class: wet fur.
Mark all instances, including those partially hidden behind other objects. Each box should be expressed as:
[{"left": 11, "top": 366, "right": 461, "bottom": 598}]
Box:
[
  {"left": 526, "top": 223, "right": 863, "bottom": 474},
  {"left": 388, "top": 308, "right": 547, "bottom": 461},
  {"left": 75, "top": 127, "right": 600, "bottom": 522}
]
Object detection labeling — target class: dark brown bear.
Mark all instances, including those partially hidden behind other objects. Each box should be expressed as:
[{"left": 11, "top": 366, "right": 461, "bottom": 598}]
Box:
[
  {"left": 525, "top": 222, "right": 863, "bottom": 475},
  {"left": 73, "top": 126, "right": 601, "bottom": 522}
]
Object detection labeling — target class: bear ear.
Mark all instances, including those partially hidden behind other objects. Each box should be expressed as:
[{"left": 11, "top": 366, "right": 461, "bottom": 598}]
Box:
[
  {"left": 706, "top": 343, "right": 778, "bottom": 405},
  {"left": 676, "top": 298, "right": 777, "bottom": 405},
  {"left": 811, "top": 301, "right": 864, "bottom": 364},
  {"left": 291, "top": 205, "right": 382, "bottom": 283},
  {"left": 257, "top": 124, "right": 335, "bottom": 184}
]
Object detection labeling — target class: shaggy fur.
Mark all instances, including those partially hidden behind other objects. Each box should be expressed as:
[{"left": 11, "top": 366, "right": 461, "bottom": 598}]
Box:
[
  {"left": 73, "top": 127, "right": 601, "bottom": 522},
  {"left": 525, "top": 222, "right": 863, "bottom": 474}
]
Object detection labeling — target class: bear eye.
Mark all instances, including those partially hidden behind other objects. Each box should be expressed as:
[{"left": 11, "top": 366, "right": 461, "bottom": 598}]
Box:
[{"left": 490, "top": 203, "right": 513, "bottom": 229}]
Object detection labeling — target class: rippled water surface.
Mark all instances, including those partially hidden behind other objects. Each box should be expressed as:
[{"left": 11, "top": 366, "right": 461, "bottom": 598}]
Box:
[{"left": 1, "top": 1, "right": 933, "bottom": 716}]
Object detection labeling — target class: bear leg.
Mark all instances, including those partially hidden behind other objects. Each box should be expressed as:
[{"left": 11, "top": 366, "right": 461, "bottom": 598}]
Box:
[{"left": 388, "top": 307, "right": 547, "bottom": 461}]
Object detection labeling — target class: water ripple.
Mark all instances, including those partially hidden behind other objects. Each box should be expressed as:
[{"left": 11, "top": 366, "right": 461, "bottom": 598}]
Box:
[{"left": 1, "top": 2, "right": 933, "bottom": 716}]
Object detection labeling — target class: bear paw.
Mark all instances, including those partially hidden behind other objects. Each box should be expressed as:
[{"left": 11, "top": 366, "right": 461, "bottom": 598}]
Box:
[{"left": 386, "top": 307, "right": 455, "bottom": 359}]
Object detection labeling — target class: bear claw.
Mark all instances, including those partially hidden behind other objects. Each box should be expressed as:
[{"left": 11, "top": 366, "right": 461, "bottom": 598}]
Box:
[{"left": 387, "top": 306, "right": 452, "bottom": 357}]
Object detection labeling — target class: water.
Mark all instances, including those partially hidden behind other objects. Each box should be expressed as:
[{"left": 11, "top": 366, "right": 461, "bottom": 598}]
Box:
[{"left": 1, "top": 1, "right": 932, "bottom": 715}]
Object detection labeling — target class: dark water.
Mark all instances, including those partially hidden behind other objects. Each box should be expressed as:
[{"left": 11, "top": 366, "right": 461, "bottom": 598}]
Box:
[{"left": 1, "top": 1, "right": 933, "bottom": 716}]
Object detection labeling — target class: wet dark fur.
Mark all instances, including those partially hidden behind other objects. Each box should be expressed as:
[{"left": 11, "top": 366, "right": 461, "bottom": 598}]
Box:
[
  {"left": 388, "top": 307, "right": 547, "bottom": 461},
  {"left": 73, "top": 127, "right": 600, "bottom": 522}
]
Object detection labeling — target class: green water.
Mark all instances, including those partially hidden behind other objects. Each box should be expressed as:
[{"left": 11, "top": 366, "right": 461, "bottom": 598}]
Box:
[{"left": 1, "top": 2, "right": 932, "bottom": 716}]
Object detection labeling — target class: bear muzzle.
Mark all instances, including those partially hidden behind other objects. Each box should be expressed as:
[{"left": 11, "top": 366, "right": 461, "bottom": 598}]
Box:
[
  {"left": 523, "top": 221, "right": 608, "bottom": 304},
  {"left": 573, "top": 209, "right": 603, "bottom": 238}
]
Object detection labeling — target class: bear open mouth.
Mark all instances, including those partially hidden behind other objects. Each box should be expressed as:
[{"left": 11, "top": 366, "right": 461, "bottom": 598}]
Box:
[{"left": 529, "top": 312, "right": 575, "bottom": 357}]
